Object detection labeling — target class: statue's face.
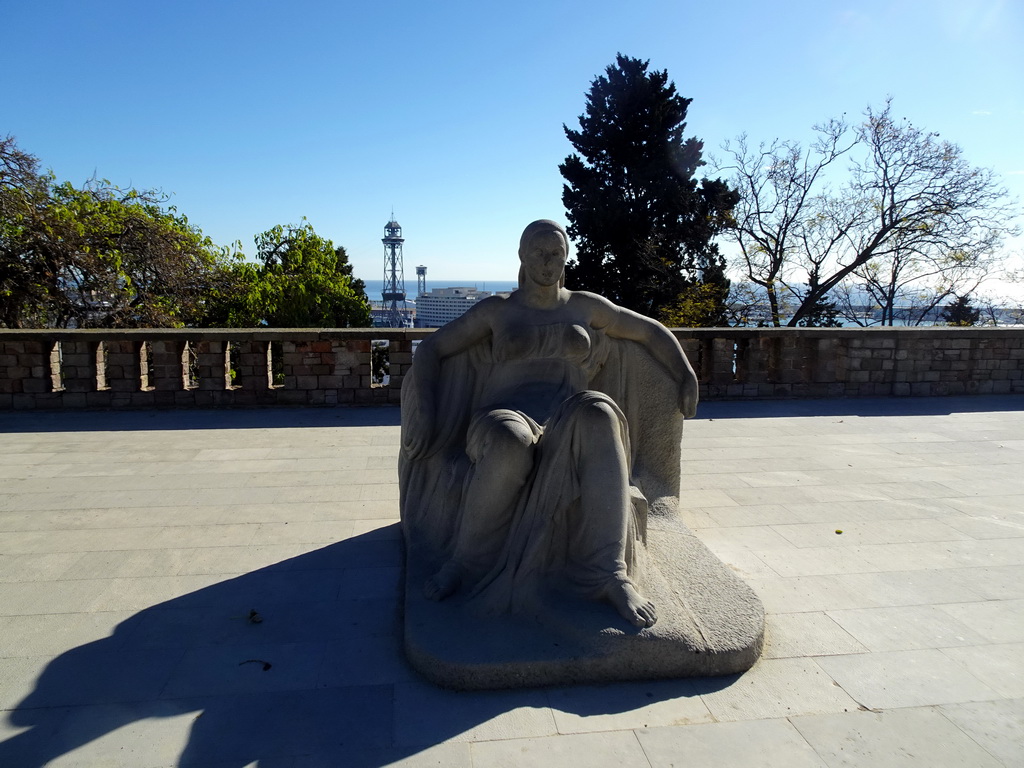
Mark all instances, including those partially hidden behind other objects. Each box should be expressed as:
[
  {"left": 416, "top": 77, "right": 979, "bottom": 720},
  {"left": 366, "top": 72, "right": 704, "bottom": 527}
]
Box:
[{"left": 521, "top": 231, "right": 567, "bottom": 287}]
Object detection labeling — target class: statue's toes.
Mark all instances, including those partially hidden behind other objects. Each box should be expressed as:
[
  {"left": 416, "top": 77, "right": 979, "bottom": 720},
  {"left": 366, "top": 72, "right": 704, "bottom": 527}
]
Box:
[{"left": 637, "top": 603, "right": 657, "bottom": 628}]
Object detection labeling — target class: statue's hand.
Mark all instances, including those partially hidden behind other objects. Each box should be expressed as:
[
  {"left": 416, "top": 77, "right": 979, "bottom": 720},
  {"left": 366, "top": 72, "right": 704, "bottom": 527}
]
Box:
[
  {"left": 404, "top": 400, "right": 436, "bottom": 459},
  {"left": 679, "top": 374, "right": 698, "bottom": 418}
]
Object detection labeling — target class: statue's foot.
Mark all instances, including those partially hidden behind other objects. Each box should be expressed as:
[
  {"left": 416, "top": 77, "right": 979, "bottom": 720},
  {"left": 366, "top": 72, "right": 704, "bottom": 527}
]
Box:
[
  {"left": 605, "top": 579, "right": 657, "bottom": 628},
  {"left": 424, "top": 561, "right": 464, "bottom": 601}
]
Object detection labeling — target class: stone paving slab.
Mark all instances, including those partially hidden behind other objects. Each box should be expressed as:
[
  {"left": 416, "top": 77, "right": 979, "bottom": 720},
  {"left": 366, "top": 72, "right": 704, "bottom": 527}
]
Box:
[{"left": 0, "top": 395, "right": 1022, "bottom": 766}]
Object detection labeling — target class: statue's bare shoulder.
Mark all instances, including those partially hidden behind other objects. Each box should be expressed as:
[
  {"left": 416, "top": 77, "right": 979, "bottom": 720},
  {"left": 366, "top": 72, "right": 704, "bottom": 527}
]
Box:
[{"left": 565, "top": 290, "right": 618, "bottom": 327}]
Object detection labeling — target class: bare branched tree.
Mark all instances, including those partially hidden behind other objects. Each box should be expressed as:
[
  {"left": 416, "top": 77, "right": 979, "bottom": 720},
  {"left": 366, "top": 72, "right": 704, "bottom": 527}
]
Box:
[
  {"left": 718, "top": 118, "right": 857, "bottom": 325},
  {"left": 719, "top": 101, "right": 1020, "bottom": 326}
]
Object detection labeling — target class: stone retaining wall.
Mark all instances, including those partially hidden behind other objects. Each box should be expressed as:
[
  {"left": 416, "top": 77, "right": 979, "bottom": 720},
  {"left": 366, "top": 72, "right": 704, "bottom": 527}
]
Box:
[{"left": 1, "top": 327, "right": 1021, "bottom": 410}]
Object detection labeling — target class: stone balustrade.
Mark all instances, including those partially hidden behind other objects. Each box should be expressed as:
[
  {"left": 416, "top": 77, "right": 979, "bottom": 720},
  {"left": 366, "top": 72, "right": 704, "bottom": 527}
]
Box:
[{"left": 1, "top": 327, "right": 1021, "bottom": 410}]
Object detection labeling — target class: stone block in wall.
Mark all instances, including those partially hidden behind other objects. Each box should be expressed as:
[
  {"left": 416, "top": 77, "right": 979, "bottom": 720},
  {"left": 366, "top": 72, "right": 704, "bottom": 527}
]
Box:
[
  {"left": 234, "top": 340, "right": 270, "bottom": 391},
  {"left": 710, "top": 338, "right": 736, "bottom": 385},
  {"left": 59, "top": 340, "right": 97, "bottom": 393},
  {"left": 21, "top": 378, "right": 49, "bottom": 394},
  {"left": 151, "top": 391, "right": 176, "bottom": 407},
  {"left": 149, "top": 340, "right": 186, "bottom": 391},
  {"left": 864, "top": 337, "right": 896, "bottom": 349},
  {"left": 103, "top": 341, "right": 141, "bottom": 392},
  {"left": 1, "top": 341, "right": 47, "bottom": 395},
  {"left": 174, "top": 391, "right": 198, "bottom": 406},
  {"left": 676, "top": 339, "right": 700, "bottom": 373},
  {"left": 228, "top": 389, "right": 258, "bottom": 406},
  {"left": 776, "top": 368, "right": 804, "bottom": 384},
  {"left": 85, "top": 391, "right": 113, "bottom": 408},
  {"left": 195, "top": 340, "right": 229, "bottom": 391},
  {"left": 130, "top": 392, "right": 156, "bottom": 407},
  {"left": 6, "top": 365, "right": 31, "bottom": 380},
  {"left": 61, "top": 392, "right": 87, "bottom": 408},
  {"left": 316, "top": 375, "right": 348, "bottom": 389},
  {"left": 192, "top": 390, "right": 214, "bottom": 407}
]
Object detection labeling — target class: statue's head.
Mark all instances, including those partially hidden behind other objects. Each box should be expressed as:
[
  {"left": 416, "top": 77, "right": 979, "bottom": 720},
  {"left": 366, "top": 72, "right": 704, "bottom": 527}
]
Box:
[{"left": 518, "top": 220, "right": 569, "bottom": 288}]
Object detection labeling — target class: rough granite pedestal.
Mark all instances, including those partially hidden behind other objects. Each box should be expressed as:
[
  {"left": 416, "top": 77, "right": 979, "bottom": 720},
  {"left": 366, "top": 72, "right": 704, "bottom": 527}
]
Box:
[{"left": 403, "top": 515, "right": 765, "bottom": 690}]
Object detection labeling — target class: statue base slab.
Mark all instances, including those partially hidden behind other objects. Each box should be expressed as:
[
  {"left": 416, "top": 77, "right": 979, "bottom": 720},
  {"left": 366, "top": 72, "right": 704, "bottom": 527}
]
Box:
[{"left": 403, "top": 516, "right": 765, "bottom": 690}]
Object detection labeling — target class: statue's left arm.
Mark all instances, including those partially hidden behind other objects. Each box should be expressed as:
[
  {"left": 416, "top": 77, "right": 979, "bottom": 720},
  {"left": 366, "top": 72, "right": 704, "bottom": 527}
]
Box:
[{"left": 584, "top": 294, "right": 699, "bottom": 418}]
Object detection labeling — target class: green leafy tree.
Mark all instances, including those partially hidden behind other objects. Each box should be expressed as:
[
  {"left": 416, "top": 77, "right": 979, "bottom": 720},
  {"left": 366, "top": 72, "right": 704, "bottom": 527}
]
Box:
[
  {"left": 206, "top": 221, "right": 370, "bottom": 327},
  {"left": 560, "top": 54, "right": 738, "bottom": 321},
  {"left": 1, "top": 136, "right": 237, "bottom": 328}
]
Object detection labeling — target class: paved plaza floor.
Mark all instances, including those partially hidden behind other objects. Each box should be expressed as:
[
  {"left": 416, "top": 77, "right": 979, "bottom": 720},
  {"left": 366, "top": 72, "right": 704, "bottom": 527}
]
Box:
[{"left": 0, "top": 396, "right": 1022, "bottom": 767}]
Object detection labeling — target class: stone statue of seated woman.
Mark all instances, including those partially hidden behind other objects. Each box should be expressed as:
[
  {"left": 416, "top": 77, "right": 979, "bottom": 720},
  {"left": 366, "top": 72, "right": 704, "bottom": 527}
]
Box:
[{"left": 400, "top": 220, "right": 698, "bottom": 629}]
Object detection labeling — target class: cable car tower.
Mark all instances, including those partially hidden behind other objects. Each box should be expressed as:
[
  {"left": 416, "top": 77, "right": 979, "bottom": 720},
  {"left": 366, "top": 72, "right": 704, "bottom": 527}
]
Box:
[{"left": 381, "top": 215, "right": 407, "bottom": 327}]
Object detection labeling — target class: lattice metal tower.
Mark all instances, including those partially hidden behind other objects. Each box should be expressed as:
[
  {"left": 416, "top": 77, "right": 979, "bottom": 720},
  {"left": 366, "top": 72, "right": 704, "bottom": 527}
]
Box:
[
  {"left": 381, "top": 216, "right": 407, "bottom": 327},
  {"left": 416, "top": 265, "right": 427, "bottom": 296}
]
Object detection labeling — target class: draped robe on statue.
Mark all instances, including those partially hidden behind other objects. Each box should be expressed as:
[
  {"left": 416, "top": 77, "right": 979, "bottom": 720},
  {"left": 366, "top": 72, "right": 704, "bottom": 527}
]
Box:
[{"left": 399, "top": 322, "right": 684, "bottom": 618}]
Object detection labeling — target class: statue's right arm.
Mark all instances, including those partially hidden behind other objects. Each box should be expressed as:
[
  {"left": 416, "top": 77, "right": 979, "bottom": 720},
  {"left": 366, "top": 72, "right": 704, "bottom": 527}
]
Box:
[{"left": 406, "top": 298, "right": 501, "bottom": 458}]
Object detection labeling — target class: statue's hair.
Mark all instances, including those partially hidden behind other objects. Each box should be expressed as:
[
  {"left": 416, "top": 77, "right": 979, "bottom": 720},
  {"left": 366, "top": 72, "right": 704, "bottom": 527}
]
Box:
[{"left": 517, "top": 220, "right": 569, "bottom": 289}]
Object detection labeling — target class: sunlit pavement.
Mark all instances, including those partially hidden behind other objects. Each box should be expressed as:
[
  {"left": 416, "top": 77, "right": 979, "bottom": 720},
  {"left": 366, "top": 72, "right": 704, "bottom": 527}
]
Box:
[{"left": 1, "top": 396, "right": 1021, "bottom": 767}]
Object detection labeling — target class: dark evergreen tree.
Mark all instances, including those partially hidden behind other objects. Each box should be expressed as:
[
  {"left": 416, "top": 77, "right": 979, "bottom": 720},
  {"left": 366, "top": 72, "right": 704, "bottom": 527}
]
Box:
[
  {"left": 560, "top": 54, "right": 738, "bottom": 320},
  {"left": 941, "top": 294, "right": 981, "bottom": 327},
  {"left": 795, "top": 271, "right": 842, "bottom": 327}
]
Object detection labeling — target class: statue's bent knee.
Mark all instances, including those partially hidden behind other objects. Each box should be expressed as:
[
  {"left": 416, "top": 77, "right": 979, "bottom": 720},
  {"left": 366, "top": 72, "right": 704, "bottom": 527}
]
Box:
[{"left": 468, "top": 410, "right": 538, "bottom": 478}]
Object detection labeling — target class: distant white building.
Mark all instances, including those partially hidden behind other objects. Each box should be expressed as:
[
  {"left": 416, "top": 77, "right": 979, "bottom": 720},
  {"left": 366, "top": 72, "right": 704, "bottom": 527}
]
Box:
[{"left": 414, "top": 287, "right": 493, "bottom": 328}]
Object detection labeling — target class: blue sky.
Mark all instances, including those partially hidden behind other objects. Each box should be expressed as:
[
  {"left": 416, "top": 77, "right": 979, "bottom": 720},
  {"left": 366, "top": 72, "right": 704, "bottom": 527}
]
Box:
[{"left": 5, "top": 0, "right": 1023, "bottom": 292}]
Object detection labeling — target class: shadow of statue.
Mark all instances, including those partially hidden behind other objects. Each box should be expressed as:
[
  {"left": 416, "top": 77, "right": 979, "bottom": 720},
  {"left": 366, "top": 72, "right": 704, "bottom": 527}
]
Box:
[
  {"left": 0, "top": 405, "right": 404, "bottom": 434},
  {"left": 0, "top": 523, "right": 743, "bottom": 766},
  {"left": 0, "top": 528, "right": 409, "bottom": 767}
]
